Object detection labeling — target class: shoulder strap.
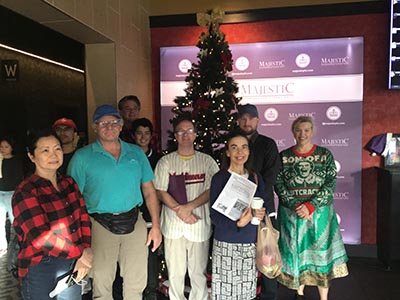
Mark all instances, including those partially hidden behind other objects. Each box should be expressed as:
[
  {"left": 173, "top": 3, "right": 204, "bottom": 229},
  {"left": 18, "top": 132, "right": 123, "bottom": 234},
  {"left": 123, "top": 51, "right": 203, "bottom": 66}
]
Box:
[{"left": 253, "top": 172, "right": 258, "bottom": 186}]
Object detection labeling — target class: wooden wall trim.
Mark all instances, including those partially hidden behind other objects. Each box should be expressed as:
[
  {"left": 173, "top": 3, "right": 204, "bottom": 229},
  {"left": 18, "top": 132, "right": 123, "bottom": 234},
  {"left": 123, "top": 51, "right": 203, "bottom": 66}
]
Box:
[{"left": 150, "top": 1, "right": 386, "bottom": 27}]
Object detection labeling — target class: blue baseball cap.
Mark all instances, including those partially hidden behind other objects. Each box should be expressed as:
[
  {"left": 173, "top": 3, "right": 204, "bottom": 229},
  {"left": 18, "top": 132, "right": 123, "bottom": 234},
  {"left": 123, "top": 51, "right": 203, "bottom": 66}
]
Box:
[
  {"left": 93, "top": 105, "right": 121, "bottom": 122},
  {"left": 237, "top": 104, "right": 259, "bottom": 118}
]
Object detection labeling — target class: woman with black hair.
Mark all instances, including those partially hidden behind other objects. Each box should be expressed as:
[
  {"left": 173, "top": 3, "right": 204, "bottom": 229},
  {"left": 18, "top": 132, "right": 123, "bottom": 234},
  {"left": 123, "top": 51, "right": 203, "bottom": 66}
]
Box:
[
  {"left": 0, "top": 136, "right": 24, "bottom": 256},
  {"left": 210, "top": 132, "right": 267, "bottom": 300},
  {"left": 12, "top": 129, "right": 92, "bottom": 300}
]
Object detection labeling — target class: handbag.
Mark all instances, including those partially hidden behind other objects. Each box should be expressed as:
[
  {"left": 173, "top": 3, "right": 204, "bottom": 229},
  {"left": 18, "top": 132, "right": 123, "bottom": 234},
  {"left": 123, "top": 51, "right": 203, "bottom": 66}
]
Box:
[
  {"left": 7, "top": 235, "right": 20, "bottom": 278},
  {"left": 256, "top": 215, "right": 282, "bottom": 279}
]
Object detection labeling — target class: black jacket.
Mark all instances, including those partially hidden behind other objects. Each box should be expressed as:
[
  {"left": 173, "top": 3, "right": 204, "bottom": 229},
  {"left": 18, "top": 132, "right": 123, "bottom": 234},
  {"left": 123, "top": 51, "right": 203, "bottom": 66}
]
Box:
[{"left": 249, "top": 132, "right": 281, "bottom": 213}]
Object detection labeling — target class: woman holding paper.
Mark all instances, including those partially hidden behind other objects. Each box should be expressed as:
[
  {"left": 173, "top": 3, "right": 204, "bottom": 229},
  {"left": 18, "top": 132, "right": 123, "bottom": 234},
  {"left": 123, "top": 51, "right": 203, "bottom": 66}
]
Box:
[
  {"left": 12, "top": 129, "right": 92, "bottom": 300},
  {"left": 210, "top": 132, "right": 266, "bottom": 300},
  {"left": 275, "top": 116, "right": 348, "bottom": 300}
]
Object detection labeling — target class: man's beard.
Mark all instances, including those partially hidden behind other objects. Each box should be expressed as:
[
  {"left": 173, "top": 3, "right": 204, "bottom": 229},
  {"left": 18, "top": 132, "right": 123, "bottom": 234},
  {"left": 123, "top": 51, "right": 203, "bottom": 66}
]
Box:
[{"left": 239, "top": 128, "right": 256, "bottom": 136}]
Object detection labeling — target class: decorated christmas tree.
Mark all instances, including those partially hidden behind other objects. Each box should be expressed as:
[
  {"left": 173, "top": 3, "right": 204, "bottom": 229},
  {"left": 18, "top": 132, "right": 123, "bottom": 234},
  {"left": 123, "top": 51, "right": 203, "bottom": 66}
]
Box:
[{"left": 166, "top": 8, "right": 241, "bottom": 164}]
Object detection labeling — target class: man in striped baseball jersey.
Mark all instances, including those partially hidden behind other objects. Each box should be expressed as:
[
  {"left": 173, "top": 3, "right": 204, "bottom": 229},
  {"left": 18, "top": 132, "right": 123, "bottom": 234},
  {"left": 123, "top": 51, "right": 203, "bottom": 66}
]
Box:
[{"left": 154, "top": 116, "right": 219, "bottom": 300}]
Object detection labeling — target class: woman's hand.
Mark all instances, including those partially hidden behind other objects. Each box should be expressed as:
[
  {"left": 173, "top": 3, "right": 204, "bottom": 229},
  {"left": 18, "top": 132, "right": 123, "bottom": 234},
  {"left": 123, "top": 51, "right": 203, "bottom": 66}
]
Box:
[
  {"left": 237, "top": 207, "right": 253, "bottom": 227},
  {"left": 253, "top": 207, "right": 266, "bottom": 222},
  {"left": 295, "top": 204, "right": 312, "bottom": 220},
  {"left": 73, "top": 248, "right": 93, "bottom": 282}
]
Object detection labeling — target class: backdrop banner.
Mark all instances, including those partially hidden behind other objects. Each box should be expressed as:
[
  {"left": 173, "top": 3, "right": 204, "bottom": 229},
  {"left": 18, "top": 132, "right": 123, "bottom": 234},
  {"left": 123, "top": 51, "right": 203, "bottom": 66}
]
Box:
[{"left": 160, "top": 37, "right": 363, "bottom": 244}]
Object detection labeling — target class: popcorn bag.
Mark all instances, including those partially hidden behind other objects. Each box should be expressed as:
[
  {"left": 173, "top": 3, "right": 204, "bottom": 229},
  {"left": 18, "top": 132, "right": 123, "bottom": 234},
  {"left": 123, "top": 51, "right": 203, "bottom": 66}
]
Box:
[{"left": 256, "top": 215, "right": 282, "bottom": 279}]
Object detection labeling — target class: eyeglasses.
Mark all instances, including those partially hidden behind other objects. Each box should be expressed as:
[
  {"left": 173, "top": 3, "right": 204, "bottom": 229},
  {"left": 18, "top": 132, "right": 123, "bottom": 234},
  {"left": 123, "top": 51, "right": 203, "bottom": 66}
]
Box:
[
  {"left": 175, "top": 128, "right": 196, "bottom": 136},
  {"left": 96, "top": 119, "right": 122, "bottom": 128}
]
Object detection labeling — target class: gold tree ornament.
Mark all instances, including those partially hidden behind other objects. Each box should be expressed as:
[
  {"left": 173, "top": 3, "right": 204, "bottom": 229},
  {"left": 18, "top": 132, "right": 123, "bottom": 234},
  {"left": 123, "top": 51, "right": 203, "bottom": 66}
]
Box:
[
  {"left": 211, "top": 8, "right": 225, "bottom": 24},
  {"left": 196, "top": 12, "right": 211, "bottom": 27},
  {"left": 200, "top": 48, "right": 208, "bottom": 58},
  {"left": 215, "top": 87, "right": 224, "bottom": 97},
  {"left": 196, "top": 8, "right": 225, "bottom": 28}
]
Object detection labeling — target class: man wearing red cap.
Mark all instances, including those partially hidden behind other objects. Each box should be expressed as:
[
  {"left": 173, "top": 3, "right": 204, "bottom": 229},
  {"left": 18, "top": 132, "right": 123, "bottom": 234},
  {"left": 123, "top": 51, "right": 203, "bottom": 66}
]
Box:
[{"left": 52, "top": 117, "right": 78, "bottom": 175}]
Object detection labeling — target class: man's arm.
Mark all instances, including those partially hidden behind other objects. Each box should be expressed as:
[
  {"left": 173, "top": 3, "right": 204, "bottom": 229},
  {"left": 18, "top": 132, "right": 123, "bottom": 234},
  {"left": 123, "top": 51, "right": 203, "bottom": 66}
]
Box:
[
  {"left": 157, "top": 190, "right": 198, "bottom": 224},
  {"left": 174, "top": 189, "right": 210, "bottom": 221},
  {"left": 261, "top": 139, "right": 281, "bottom": 186},
  {"left": 142, "top": 181, "right": 162, "bottom": 252},
  {"left": 157, "top": 189, "right": 180, "bottom": 210},
  {"left": 260, "top": 138, "right": 281, "bottom": 213}
]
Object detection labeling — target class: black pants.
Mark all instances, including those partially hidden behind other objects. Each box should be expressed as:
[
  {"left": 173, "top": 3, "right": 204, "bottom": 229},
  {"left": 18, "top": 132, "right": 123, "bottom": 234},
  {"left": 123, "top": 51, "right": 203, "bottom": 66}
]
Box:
[
  {"left": 144, "top": 247, "right": 159, "bottom": 297},
  {"left": 112, "top": 265, "right": 123, "bottom": 300},
  {"left": 260, "top": 274, "right": 278, "bottom": 300}
]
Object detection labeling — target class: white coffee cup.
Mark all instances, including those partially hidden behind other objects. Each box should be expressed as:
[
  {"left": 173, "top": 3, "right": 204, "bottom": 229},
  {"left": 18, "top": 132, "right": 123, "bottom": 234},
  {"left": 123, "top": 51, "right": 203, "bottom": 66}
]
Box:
[{"left": 251, "top": 197, "right": 264, "bottom": 225}]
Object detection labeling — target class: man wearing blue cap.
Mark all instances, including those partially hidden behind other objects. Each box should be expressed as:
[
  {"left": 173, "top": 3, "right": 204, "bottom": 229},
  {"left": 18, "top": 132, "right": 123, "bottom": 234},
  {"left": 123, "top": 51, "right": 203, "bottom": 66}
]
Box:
[
  {"left": 237, "top": 103, "right": 281, "bottom": 300},
  {"left": 68, "top": 104, "right": 162, "bottom": 300}
]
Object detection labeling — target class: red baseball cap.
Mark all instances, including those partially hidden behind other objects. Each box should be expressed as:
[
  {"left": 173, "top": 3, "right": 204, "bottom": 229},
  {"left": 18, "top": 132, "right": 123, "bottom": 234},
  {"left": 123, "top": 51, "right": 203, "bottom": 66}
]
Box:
[{"left": 52, "top": 118, "right": 77, "bottom": 131}]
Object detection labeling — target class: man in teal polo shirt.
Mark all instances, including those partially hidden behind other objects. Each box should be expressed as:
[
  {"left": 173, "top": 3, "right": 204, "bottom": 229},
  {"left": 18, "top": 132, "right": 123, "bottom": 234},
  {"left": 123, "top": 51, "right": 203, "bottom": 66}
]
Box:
[{"left": 68, "top": 104, "right": 161, "bottom": 300}]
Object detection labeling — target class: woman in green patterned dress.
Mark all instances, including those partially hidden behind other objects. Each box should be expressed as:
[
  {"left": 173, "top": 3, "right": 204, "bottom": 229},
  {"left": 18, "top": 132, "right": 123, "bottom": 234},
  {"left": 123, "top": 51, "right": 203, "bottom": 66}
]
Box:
[{"left": 275, "top": 116, "right": 348, "bottom": 300}]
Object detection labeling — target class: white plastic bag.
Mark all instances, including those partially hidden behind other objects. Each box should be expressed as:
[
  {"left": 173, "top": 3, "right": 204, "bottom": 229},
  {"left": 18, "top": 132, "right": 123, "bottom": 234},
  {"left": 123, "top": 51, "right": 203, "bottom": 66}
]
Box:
[{"left": 256, "top": 215, "right": 282, "bottom": 279}]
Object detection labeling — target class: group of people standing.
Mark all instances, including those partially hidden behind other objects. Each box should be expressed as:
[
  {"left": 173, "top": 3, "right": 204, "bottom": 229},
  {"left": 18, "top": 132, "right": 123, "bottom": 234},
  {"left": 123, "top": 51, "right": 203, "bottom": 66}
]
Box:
[
  {"left": 0, "top": 97, "right": 348, "bottom": 300},
  {"left": 210, "top": 104, "right": 348, "bottom": 300}
]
